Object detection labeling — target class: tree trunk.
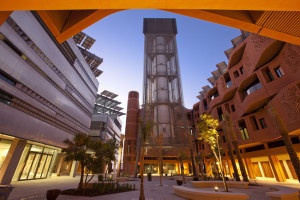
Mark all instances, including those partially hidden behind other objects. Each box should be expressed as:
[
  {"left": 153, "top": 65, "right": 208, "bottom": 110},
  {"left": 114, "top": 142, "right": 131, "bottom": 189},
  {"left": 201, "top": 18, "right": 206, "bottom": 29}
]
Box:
[
  {"left": 223, "top": 121, "right": 240, "bottom": 181},
  {"left": 267, "top": 104, "right": 300, "bottom": 182},
  {"left": 134, "top": 138, "right": 141, "bottom": 178},
  {"left": 232, "top": 141, "right": 249, "bottom": 182},
  {"left": 225, "top": 113, "right": 249, "bottom": 182},
  {"left": 77, "top": 163, "right": 84, "bottom": 190},
  {"left": 139, "top": 145, "right": 145, "bottom": 200},
  {"left": 190, "top": 149, "right": 198, "bottom": 179},
  {"left": 212, "top": 150, "right": 228, "bottom": 192},
  {"left": 225, "top": 137, "right": 240, "bottom": 181}
]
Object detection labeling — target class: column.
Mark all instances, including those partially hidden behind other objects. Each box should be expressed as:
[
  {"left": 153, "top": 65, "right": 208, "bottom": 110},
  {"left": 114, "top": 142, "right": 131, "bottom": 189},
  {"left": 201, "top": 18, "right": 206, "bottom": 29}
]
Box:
[
  {"left": 0, "top": 138, "right": 27, "bottom": 184},
  {"left": 70, "top": 161, "right": 79, "bottom": 177},
  {"left": 264, "top": 144, "right": 285, "bottom": 182}
]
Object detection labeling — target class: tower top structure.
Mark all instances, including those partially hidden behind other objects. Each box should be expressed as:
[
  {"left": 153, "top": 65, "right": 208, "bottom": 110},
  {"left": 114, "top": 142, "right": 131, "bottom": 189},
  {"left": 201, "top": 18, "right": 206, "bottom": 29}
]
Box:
[{"left": 143, "top": 18, "right": 177, "bottom": 34}]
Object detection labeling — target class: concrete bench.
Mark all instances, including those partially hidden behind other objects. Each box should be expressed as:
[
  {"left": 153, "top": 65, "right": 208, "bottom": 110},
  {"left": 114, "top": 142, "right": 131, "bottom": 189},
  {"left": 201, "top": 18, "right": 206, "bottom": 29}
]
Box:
[
  {"left": 173, "top": 186, "right": 249, "bottom": 200},
  {"left": 192, "top": 181, "right": 249, "bottom": 189},
  {"left": 266, "top": 186, "right": 299, "bottom": 200},
  {"left": 115, "top": 177, "right": 128, "bottom": 182}
]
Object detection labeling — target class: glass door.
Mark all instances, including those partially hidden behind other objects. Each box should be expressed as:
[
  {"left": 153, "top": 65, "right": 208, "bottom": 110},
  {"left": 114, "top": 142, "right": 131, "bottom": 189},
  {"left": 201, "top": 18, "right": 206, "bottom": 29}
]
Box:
[
  {"left": 19, "top": 145, "right": 55, "bottom": 180},
  {"left": 20, "top": 152, "right": 40, "bottom": 180}
]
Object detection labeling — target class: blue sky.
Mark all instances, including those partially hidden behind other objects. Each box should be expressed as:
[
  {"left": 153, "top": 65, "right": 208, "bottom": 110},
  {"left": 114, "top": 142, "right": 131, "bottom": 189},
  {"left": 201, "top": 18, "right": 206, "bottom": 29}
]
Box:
[{"left": 83, "top": 10, "right": 241, "bottom": 129}]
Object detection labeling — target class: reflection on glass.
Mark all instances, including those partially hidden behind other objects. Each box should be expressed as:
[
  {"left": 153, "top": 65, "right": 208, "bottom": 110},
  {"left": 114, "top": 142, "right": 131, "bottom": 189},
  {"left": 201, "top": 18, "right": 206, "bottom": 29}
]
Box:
[
  {"left": 36, "top": 154, "right": 47, "bottom": 179},
  {"left": 20, "top": 153, "right": 35, "bottom": 180},
  {"left": 42, "top": 155, "right": 52, "bottom": 178},
  {"left": 30, "top": 145, "right": 43, "bottom": 153},
  {"left": 28, "top": 153, "right": 41, "bottom": 179}
]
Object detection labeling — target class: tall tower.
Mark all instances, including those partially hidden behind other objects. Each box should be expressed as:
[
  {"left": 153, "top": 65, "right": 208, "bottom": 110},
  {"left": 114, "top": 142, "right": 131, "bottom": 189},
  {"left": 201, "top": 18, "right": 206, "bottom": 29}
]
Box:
[
  {"left": 143, "top": 18, "right": 188, "bottom": 146},
  {"left": 123, "top": 19, "right": 191, "bottom": 175},
  {"left": 123, "top": 91, "right": 140, "bottom": 174}
]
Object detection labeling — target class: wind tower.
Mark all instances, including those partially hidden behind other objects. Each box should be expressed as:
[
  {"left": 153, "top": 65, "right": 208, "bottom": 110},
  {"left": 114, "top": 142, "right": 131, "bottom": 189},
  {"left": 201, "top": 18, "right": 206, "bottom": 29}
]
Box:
[{"left": 142, "top": 18, "right": 190, "bottom": 173}]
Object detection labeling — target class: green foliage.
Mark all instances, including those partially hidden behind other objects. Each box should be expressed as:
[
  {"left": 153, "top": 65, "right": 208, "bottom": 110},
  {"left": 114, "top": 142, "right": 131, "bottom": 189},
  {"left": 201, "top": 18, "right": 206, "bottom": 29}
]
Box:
[
  {"left": 197, "top": 114, "right": 219, "bottom": 150},
  {"left": 92, "top": 182, "right": 135, "bottom": 194},
  {"left": 62, "top": 133, "right": 119, "bottom": 190},
  {"left": 140, "top": 120, "right": 153, "bottom": 145}
]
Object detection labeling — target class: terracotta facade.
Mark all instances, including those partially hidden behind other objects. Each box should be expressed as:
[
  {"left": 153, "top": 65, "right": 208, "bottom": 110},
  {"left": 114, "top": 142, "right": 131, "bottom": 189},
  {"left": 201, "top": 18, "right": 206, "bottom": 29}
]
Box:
[{"left": 192, "top": 32, "right": 300, "bottom": 182}]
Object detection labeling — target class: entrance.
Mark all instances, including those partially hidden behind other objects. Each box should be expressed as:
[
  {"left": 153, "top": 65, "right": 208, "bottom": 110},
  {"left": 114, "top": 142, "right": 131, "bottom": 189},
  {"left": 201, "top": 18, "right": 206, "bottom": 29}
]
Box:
[{"left": 19, "top": 145, "right": 54, "bottom": 180}]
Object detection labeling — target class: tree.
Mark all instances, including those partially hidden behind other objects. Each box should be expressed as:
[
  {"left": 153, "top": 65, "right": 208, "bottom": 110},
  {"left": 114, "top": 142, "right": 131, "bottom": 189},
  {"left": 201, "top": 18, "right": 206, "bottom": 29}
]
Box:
[
  {"left": 62, "top": 133, "right": 91, "bottom": 191},
  {"left": 223, "top": 112, "right": 249, "bottom": 182},
  {"left": 62, "top": 133, "right": 118, "bottom": 192},
  {"left": 267, "top": 103, "right": 300, "bottom": 182},
  {"left": 176, "top": 148, "right": 189, "bottom": 183},
  {"left": 197, "top": 114, "right": 229, "bottom": 192},
  {"left": 138, "top": 121, "right": 153, "bottom": 200},
  {"left": 101, "top": 138, "right": 118, "bottom": 180}
]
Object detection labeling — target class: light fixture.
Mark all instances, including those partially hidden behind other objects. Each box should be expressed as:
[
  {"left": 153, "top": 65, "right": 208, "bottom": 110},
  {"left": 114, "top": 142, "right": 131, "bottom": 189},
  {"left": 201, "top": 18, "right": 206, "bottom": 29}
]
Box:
[{"left": 214, "top": 186, "right": 219, "bottom": 192}]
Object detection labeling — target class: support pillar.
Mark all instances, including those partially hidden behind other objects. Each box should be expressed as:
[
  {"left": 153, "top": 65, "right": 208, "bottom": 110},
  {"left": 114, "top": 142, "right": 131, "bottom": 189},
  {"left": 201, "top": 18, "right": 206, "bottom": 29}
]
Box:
[
  {"left": 0, "top": 138, "right": 27, "bottom": 184},
  {"left": 264, "top": 144, "right": 285, "bottom": 182},
  {"left": 70, "top": 161, "right": 78, "bottom": 177},
  {"left": 244, "top": 157, "right": 255, "bottom": 179}
]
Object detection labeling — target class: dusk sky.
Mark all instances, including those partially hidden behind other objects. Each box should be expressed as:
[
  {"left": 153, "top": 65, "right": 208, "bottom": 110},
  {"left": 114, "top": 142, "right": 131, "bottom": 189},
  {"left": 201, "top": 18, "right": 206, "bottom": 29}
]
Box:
[{"left": 83, "top": 10, "right": 241, "bottom": 129}]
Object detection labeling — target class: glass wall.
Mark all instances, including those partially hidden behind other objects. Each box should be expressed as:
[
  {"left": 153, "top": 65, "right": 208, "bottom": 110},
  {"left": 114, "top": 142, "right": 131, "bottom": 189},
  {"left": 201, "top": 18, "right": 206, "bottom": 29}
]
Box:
[
  {"left": 19, "top": 145, "right": 56, "bottom": 180},
  {"left": 0, "top": 139, "right": 12, "bottom": 169}
]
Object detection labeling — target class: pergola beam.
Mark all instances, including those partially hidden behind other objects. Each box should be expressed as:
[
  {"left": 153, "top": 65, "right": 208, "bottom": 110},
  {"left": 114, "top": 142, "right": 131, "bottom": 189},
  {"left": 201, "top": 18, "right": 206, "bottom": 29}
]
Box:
[{"left": 1, "top": 0, "right": 300, "bottom": 11}]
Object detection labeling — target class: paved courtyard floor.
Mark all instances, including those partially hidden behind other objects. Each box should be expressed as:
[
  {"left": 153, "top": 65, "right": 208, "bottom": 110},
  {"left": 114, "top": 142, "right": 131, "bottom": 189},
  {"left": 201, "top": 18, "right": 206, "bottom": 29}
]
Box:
[{"left": 6, "top": 175, "right": 300, "bottom": 200}]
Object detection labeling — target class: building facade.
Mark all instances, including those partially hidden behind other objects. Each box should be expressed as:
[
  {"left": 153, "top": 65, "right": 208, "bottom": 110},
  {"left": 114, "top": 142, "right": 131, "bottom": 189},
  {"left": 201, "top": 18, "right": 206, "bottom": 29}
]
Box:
[
  {"left": 192, "top": 31, "right": 300, "bottom": 182},
  {"left": 0, "top": 11, "right": 100, "bottom": 184},
  {"left": 90, "top": 90, "right": 125, "bottom": 176}
]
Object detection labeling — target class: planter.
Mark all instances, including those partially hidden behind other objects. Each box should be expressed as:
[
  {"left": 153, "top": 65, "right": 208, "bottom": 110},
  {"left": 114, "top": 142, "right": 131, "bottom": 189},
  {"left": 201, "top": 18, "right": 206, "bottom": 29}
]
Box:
[
  {"left": 0, "top": 185, "right": 14, "bottom": 200},
  {"left": 147, "top": 173, "right": 152, "bottom": 181},
  {"left": 46, "top": 189, "right": 60, "bottom": 200},
  {"left": 176, "top": 180, "right": 183, "bottom": 186}
]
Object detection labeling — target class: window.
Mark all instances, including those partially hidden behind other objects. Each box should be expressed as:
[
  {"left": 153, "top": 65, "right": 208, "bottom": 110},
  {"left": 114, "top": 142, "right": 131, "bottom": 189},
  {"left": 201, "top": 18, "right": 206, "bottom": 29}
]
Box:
[
  {"left": 226, "top": 80, "right": 232, "bottom": 88},
  {"left": 275, "top": 67, "right": 284, "bottom": 78},
  {"left": 225, "top": 103, "right": 230, "bottom": 113},
  {"left": 259, "top": 118, "right": 267, "bottom": 129},
  {"left": 0, "top": 139, "right": 12, "bottom": 169},
  {"left": 0, "top": 90, "right": 12, "bottom": 105},
  {"left": 217, "top": 107, "right": 223, "bottom": 121},
  {"left": 0, "top": 71, "right": 16, "bottom": 86},
  {"left": 0, "top": 32, "right": 22, "bottom": 56},
  {"left": 240, "top": 66, "right": 244, "bottom": 74},
  {"left": 211, "top": 90, "right": 219, "bottom": 99},
  {"left": 233, "top": 70, "right": 239, "bottom": 78},
  {"left": 203, "top": 99, "right": 208, "bottom": 110},
  {"left": 265, "top": 68, "right": 274, "bottom": 82},
  {"left": 231, "top": 104, "right": 236, "bottom": 112},
  {"left": 239, "top": 120, "right": 249, "bottom": 140},
  {"left": 224, "top": 73, "right": 232, "bottom": 88},
  {"left": 250, "top": 116, "right": 259, "bottom": 131},
  {"left": 244, "top": 78, "right": 262, "bottom": 96}
]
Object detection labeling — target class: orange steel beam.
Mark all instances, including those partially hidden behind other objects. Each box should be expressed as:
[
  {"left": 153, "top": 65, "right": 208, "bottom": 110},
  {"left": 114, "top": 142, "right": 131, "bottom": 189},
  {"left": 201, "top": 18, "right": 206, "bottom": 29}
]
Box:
[
  {"left": 169, "top": 10, "right": 300, "bottom": 45},
  {"left": 1, "top": 0, "right": 299, "bottom": 44},
  {"left": 37, "top": 10, "right": 122, "bottom": 43},
  {"left": 0, "top": 11, "right": 12, "bottom": 25},
  {"left": 1, "top": 0, "right": 300, "bottom": 11}
]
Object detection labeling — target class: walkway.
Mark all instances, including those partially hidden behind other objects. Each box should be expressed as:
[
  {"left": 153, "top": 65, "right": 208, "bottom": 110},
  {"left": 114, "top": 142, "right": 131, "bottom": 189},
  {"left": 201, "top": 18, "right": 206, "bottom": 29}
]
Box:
[{"left": 7, "top": 175, "right": 300, "bottom": 200}]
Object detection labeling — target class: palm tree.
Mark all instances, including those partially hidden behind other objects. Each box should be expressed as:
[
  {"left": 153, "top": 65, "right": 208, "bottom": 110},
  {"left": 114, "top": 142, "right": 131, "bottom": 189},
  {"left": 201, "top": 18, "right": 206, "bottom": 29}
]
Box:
[
  {"left": 267, "top": 103, "right": 300, "bottom": 182},
  {"left": 197, "top": 114, "right": 229, "bottom": 192},
  {"left": 62, "top": 133, "right": 90, "bottom": 191},
  {"left": 139, "top": 121, "right": 153, "bottom": 200}
]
